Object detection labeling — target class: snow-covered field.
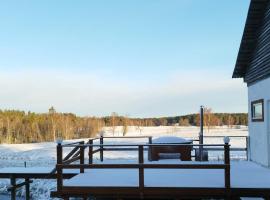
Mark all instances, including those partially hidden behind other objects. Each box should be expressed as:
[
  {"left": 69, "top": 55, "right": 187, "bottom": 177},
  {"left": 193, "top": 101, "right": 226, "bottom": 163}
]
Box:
[{"left": 0, "top": 126, "right": 248, "bottom": 199}]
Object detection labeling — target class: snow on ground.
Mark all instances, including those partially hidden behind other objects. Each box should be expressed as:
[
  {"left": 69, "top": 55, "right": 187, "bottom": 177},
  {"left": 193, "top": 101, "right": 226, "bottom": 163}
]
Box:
[
  {"left": 0, "top": 126, "right": 248, "bottom": 199},
  {"left": 0, "top": 194, "right": 24, "bottom": 200},
  {"left": 103, "top": 125, "right": 248, "bottom": 138},
  {"left": 64, "top": 161, "right": 270, "bottom": 189},
  {"left": 64, "top": 159, "right": 270, "bottom": 188}
]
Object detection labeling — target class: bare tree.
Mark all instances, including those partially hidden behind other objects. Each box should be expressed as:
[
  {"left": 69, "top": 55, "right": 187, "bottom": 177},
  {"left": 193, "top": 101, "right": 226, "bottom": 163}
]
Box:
[
  {"left": 195, "top": 107, "right": 215, "bottom": 132},
  {"left": 204, "top": 107, "right": 213, "bottom": 133},
  {"left": 122, "top": 116, "right": 129, "bottom": 136},
  {"left": 49, "top": 108, "right": 57, "bottom": 141},
  {"left": 110, "top": 112, "right": 118, "bottom": 136},
  {"left": 136, "top": 121, "right": 143, "bottom": 135},
  {"left": 227, "top": 115, "right": 235, "bottom": 129},
  {"left": 179, "top": 118, "right": 190, "bottom": 126}
]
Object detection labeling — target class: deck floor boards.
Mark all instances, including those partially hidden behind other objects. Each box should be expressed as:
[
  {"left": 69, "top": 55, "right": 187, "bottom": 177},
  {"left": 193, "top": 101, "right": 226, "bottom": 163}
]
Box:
[{"left": 63, "top": 161, "right": 270, "bottom": 189}]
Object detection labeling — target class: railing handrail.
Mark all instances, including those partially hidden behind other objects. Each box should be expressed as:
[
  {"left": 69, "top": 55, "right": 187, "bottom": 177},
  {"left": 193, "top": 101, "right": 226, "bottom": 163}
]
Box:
[
  {"left": 62, "top": 143, "right": 229, "bottom": 147},
  {"left": 57, "top": 163, "right": 228, "bottom": 169},
  {"left": 101, "top": 136, "right": 151, "bottom": 138},
  {"left": 203, "top": 135, "right": 247, "bottom": 138},
  {"left": 63, "top": 138, "right": 99, "bottom": 146}
]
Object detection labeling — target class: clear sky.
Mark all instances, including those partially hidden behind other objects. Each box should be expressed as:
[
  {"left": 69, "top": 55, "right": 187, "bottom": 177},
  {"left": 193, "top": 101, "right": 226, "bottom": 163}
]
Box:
[{"left": 0, "top": 0, "right": 250, "bottom": 117}]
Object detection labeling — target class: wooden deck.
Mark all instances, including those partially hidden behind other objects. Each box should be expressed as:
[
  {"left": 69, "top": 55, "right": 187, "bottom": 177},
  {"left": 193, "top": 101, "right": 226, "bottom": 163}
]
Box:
[
  {"left": 50, "top": 136, "right": 261, "bottom": 199},
  {"left": 0, "top": 136, "right": 253, "bottom": 200},
  {"left": 57, "top": 161, "right": 270, "bottom": 199}
]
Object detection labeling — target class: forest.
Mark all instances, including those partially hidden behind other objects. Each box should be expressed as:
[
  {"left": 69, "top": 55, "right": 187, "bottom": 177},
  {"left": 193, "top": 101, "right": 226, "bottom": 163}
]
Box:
[{"left": 0, "top": 107, "right": 247, "bottom": 143}]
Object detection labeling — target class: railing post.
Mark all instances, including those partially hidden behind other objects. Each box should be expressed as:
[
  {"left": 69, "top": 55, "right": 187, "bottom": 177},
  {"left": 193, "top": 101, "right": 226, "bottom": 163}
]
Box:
[
  {"left": 57, "top": 142, "right": 63, "bottom": 192},
  {"left": 10, "top": 175, "right": 16, "bottom": 200},
  {"left": 25, "top": 178, "right": 30, "bottom": 200},
  {"left": 80, "top": 141, "right": 85, "bottom": 173},
  {"left": 224, "top": 137, "right": 231, "bottom": 194},
  {"left": 88, "top": 139, "right": 93, "bottom": 164},
  {"left": 138, "top": 145, "right": 144, "bottom": 195},
  {"left": 148, "top": 136, "right": 152, "bottom": 161},
  {"left": 199, "top": 105, "right": 204, "bottom": 161},
  {"left": 100, "top": 136, "right": 104, "bottom": 162},
  {"left": 246, "top": 136, "right": 249, "bottom": 161}
]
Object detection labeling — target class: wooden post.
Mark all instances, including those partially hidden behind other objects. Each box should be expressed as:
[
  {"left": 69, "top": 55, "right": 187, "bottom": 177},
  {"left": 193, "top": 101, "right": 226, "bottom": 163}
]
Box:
[
  {"left": 88, "top": 139, "right": 93, "bottom": 164},
  {"left": 100, "top": 136, "right": 104, "bottom": 162},
  {"left": 246, "top": 136, "right": 249, "bottom": 160},
  {"left": 138, "top": 145, "right": 144, "bottom": 194},
  {"left": 10, "top": 175, "right": 16, "bottom": 200},
  {"left": 148, "top": 136, "right": 152, "bottom": 144},
  {"left": 80, "top": 141, "right": 85, "bottom": 173},
  {"left": 148, "top": 137, "right": 152, "bottom": 161},
  {"left": 25, "top": 178, "right": 30, "bottom": 200},
  {"left": 224, "top": 142, "right": 231, "bottom": 194},
  {"left": 57, "top": 143, "right": 63, "bottom": 192},
  {"left": 199, "top": 106, "right": 204, "bottom": 161}
]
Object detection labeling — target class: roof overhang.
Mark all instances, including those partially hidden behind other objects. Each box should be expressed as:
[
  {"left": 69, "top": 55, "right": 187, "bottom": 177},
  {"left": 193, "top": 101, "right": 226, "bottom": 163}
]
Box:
[{"left": 232, "top": 0, "right": 269, "bottom": 79}]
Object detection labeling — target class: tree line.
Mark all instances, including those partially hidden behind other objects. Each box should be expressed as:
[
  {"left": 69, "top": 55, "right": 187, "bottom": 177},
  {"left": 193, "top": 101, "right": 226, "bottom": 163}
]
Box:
[
  {"left": 103, "top": 110, "right": 247, "bottom": 127},
  {"left": 0, "top": 108, "right": 103, "bottom": 144},
  {"left": 0, "top": 107, "right": 247, "bottom": 144}
]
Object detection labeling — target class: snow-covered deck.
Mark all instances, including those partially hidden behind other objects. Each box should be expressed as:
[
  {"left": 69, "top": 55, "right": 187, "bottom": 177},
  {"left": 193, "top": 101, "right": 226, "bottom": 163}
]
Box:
[
  {"left": 0, "top": 167, "right": 53, "bottom": 175},
  {"left": 0, "top": 166, "right": 79, "bottom": 179},
  {"left": 2, "top": 160, "right": 269, "bottom": 189},
  {"left": 63, "top": 161, "right": 270, "bottom": 189}
]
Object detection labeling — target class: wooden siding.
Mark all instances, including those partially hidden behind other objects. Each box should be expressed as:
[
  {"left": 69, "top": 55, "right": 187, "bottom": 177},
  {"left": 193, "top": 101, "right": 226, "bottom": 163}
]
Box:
[
  {"left": 233, "top": 0, "right": 268, "bottom": 79},
  {"left": 245, "top": 0, "right": 270, "bottom": 84}
]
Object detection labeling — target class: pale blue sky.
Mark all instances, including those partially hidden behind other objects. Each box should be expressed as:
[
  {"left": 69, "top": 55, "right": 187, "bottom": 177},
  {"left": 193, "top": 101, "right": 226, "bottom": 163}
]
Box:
[{"left": 0, "top": 0, "right": 250, "bottom": 117}]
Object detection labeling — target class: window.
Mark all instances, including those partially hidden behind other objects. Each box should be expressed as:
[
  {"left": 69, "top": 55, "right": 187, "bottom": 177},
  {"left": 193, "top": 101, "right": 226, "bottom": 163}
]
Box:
[{"left": 251, "top": 99, "right": 264, "bottom": 122}]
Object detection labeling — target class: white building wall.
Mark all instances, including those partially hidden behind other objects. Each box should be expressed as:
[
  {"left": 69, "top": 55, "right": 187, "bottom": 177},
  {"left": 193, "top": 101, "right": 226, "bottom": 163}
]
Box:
[{"left": 248, "top": 77, "right": 270, "bottom": 167}]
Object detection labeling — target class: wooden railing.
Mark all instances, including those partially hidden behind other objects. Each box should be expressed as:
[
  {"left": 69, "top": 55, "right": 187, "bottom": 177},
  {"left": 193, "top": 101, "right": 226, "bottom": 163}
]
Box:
[
  {"left": 54, "top": 134, "right": 245, "bottom": 185},
  {"left": 64, "top": 135, "right": 247, "bottom": 161},
  {"left": 198, "top": 135, "right": 249, "bottom": 160},
  {"left": 99, "top": 136, "right": 247, "bottom": 160},
  {"left": 56, "top": 141, "right": 231, "bottom": 194}
]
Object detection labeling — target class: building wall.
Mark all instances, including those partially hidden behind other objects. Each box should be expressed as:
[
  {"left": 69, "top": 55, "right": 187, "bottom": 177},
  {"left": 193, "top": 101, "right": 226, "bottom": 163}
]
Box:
[{"left": 248, "top": 76, "right": 270, "bottom": 167}]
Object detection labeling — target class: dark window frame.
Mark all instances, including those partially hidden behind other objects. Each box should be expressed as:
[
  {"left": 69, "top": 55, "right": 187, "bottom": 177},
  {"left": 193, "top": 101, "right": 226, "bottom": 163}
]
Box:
[{"left": 251, "top": 99, "right": 264, "bottom": 122}]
